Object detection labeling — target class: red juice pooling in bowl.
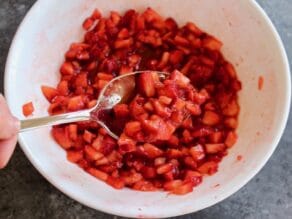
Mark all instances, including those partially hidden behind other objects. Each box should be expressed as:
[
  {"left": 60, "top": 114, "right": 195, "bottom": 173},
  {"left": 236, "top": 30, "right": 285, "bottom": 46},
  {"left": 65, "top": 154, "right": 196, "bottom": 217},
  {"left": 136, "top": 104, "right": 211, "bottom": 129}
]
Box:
[{"left": 43, "top": 8, "right": 241, "bottom": 195}]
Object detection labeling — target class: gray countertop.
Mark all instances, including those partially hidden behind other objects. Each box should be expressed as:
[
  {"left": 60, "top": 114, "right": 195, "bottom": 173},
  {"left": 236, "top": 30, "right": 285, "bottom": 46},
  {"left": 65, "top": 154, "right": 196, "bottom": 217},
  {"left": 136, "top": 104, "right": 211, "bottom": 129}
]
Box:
[{"left": 0, "top": 1, "right": 291, "bottom": 218}]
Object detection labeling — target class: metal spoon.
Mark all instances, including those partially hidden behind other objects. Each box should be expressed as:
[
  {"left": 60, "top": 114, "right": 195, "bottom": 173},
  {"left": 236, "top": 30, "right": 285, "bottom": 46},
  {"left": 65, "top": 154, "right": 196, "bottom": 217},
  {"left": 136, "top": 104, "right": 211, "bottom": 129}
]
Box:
[{"left": 20, "top": 71, "right": 168, "bottom": 139}]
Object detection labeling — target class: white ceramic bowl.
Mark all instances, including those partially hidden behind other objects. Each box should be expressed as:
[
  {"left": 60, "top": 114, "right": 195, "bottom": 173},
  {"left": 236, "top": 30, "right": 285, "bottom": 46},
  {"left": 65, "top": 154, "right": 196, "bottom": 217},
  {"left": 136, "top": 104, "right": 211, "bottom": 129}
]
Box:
[{"left": 4, "top": 0, "right": 291, "bottom": 218}]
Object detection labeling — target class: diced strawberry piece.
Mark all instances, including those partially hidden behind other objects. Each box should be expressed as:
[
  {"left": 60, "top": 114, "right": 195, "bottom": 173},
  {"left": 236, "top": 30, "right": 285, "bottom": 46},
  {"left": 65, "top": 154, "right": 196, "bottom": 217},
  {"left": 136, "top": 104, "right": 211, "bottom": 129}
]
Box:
[
  {"left": 92, "top": 135, "right": 103, "bottom": 151},
  {"left": 184, "top": 156, "right": 197, "bottom": 169},
  {"left": 84, "top": 145, "right": 104, "bottom": 161},
  {"left": 224, "top": 117, "right": 238, "bottom": 129},
  {"left": 141, "top": 143, "right": 163, "bottom": 158},
  {"left": 168, "top": 135, "right": 179, "bottom": 147},
  {"left": 222, "top": 100, "right": 240, "bottom": 116},
  {"left": 173, "top": 98, "right": 186, "bottom": 111},
  {"left": 153, "top": 100, "right": 171, "bottom": 118},
  {"left": 158, "top": 96, "right": 172, "bottom": 106},
  {"left": 113, "top": 104, "right": 130, "bottom": 118},
  {"left": 68, "top": 124, "right": 78, "bottom": 141},
  {"left": 41, "top": 86, "right": 59, "bottom": 102},
  {"left": 101, "top": 136, "right": 117, "bottom": 155},
  {"left": 184, "top": 170, "right": 202, "bottom": 186},
  {"left": 138, "top": 72, "right": 156, "bottom": 97},
  {"left": 192, "top": 89, "right": 209, "bottom": 104},
  {"left": 185, "top": 22, "right": 202, "bottom": 35},
  {"left": 77, "top": 159, "right": 89, "bottom": 170},
  {"left": 52, "top": 127, "right": 72, "bottom": 149},
  {"left": 114, "top": 38, "right": 133, "bottom": 49},
  {"left": 167, "top": 149, "right": 183, "bottom": 158},
  {"left": 157, "top": 163, "right": 173, "bottom": 174},
  {"left": 83, "top": 18, "right": 94, "bottom": 30},
  {"left": 182, "top": 129, "right": 193, "bottom": 143},
  {"left": 154, "top": 157, "right": 166, "bottom": 166},
  {"left": 169, "top": 50, "right": 184, "bottom": 65},
  {"left": 57, "top": 81, "right": 70, "bottom": 97},
  {"left": 198, "top": 161, "right": 218, "bottom": 175},
  {"left": 67, "top": 96, "right": 85, "bottom": 111},
  {"left": 60, "top": 62, "right": 74, "bottom": 75},
  {"left": 95, "top": 157, "right": 109, "bottom": 166},
  {"left": 209, "top": 131, "right": 223, "bottom": 143},
  {"left": 67, "top": 150, "right": 83, "bottom": 163},
  {"left": 122, "top": 171, "right": 143, "bottom": 185},
  {"left": 163, "top": 171, "right": 175, "bottom": 181},
  {"left": 164, "top": 180, "right": 183, "bottom": 191},
  {"left": 22, "top": 102, "right": 34, "bottom": 117},
  {"left": 182, "top": 117, "right": 193, "bottom": 129},
  {"left": 186, "top": 102, "right": 201, "bottom": 116},
  {"left": 144, "top": 101, "right": 154, "bottom": 112},
  {"left": 90, "top": 9, "right": 101, "bottom": 20},
  {"left": 174, "top": 35, "right": 189, "bottom": 46},
  {"left": 125, "top": 121, "right": 141, "bottom": 137},
  {"left": 74, "top": 73, "right": 88, "bottom": 87},
  {"left": 143, "top": 7, "right": 162, "bottom": 23},
  {"left": 118, "top": 133, "right": 136, "bottom": 153},
  {"left": 87, "top": 168, "right": 108, "bottom": 181},
  {"left": 203, "top": 36, "right": 222, "bottom": 51},
  {"left": 205, "top": 143, "right": 225, "bottom": 154},
  {"left": 110, "top": 11, "right": 121, "bottom": 25},
  {"left": 171, "top": 182, "right": 193, "bottom": 195},
  {"left": 158, "top": 52, "right": 170, "bottom": 69},
  {"left": 202, "top": 111, "right": 220, "bottom": 126},
  {"left": 83, "top": 130, "right": 94, "bottom": 143},
  {"left": 225, "top": 131, "right": 238, "bottom": 148},
  {"left": 164, "top": 17, "right": 178, "bottom": 31},
  {"left": 170, "top": 70, "right": 190, "bottom": 88},
  {"left": 132, "top": 180, "right": 157, "bottom": 191},
  {"left": 106, "top": 176, "right": 125, "bottom": 189},
  {"left": 192, "top": 127, "right": 213, "bottom": 138},
  {"left": 189, "top": 144, "right": 205, "bottom": 161},
  {"left": 141, "top": 166, "right": 157, "bottom": 179}
]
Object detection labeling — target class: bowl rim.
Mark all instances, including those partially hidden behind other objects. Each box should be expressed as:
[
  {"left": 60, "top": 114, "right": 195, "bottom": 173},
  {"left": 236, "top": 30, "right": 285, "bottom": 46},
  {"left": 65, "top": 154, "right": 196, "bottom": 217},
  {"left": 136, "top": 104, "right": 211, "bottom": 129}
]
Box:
[{"left": 4, "top": 0, "right": 291, "bottom": 218}]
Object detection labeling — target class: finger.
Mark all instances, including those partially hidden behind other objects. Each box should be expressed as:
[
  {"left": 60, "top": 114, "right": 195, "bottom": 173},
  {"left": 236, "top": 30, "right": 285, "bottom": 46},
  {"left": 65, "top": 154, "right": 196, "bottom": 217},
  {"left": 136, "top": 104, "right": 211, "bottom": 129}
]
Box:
[
  {"left": 0, "top": 94, "right": 20, "bottom": 139},
  {"left": 0, "top": 135, "right": 18, "bottom": 169}
]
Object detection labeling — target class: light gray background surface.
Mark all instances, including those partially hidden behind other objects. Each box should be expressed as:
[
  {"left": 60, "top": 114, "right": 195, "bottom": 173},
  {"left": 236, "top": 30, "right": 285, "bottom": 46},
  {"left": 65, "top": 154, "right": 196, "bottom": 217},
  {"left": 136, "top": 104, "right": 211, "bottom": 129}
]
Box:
[{"left": 0, "top": 1, "right": 291, "bottom": 218}]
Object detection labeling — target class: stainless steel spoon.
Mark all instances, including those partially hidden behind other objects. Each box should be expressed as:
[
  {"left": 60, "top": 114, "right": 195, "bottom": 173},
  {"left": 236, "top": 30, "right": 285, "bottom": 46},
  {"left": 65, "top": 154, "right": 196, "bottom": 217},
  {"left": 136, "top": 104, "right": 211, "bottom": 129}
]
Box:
[{"left": 20, "top": 71, "right": 168, "bottom": 139}]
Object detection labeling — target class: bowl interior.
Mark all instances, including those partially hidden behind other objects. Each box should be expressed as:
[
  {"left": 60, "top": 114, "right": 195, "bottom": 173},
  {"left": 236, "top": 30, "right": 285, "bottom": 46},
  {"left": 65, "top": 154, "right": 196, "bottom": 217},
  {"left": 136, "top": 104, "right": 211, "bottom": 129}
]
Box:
[{"left": 5, "top": 0, "right": 290, "bottom": 218}]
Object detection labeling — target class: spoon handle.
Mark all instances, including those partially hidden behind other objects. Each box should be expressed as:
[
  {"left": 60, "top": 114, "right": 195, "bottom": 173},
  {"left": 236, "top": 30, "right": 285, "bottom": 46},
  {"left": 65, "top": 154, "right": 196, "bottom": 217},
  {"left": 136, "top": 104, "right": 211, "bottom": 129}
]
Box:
[{"left": 20, "top": 110, "right": 91, "bottom": 132}]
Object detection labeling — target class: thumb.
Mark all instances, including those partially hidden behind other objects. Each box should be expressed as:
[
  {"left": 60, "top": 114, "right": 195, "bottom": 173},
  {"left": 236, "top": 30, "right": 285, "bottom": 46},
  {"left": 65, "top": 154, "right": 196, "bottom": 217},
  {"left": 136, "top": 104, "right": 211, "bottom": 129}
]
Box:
[{"left": 0, "top": 94, "right": 20, "bottom": 139}]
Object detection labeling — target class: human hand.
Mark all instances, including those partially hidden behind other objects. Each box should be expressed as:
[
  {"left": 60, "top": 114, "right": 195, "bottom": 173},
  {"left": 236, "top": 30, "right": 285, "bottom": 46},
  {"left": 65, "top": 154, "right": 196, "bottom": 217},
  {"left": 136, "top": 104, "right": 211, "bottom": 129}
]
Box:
[{"left": 0, "top": 94, "right": 20, "bottom": 168}]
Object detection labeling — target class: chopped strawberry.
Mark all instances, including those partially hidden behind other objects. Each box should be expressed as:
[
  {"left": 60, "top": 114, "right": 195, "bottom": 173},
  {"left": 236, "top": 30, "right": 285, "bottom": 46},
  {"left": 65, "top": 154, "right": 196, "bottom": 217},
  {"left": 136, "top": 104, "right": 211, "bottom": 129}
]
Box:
[
  {"left": 106, "top": 176, "right": 125, "bottom": 189},
  {"left": 22, "top": 102, "right": 34, "bottom": 117},
  {"left": 198, "top": 161, "right": 218, "bottom": 175},
  {"left": 67, "top": 150, "right": 83, "bottom": 163},
  {"left": 189, "top": 144, "right": 205, "bottom": 161},
  {"left": 225, "top": 131, "right": 238, "bottom": 148},
  {"left": 205, "top": 143, "right": 225, "bottom": 154},
  {"left": 202, "top": 111, "right": 220, "bottom": 126},
  {"left": 171, "top": 182, "right": 193, "bottom": 195},
  {"left": 138, "top": 72, "right": 156, "bottom": 97},
  {"left": 141, "top": 143, "right": 163, "bottom": 158},
  {"left": 67, "top": 96, "right": 85, "bottom": 111},
  {"left": 41, "top": 86, "right": 59, "bottom": 102},
  {"left": 184, "top": 170, "right": 202, "bottom": 186},
  {"left": 52, "top": 127, "right": 72, "bottom": 149},
  {"left": 87, "top": 168, "right": 108, "bottom": 181},
  {"left": 170, "top": 70, "right": 190, "bottom": 88}
]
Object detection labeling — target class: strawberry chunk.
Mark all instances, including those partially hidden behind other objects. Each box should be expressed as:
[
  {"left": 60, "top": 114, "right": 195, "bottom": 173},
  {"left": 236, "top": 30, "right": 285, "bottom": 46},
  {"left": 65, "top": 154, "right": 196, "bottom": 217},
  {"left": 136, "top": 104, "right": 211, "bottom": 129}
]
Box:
[
  {"left": 202, "top": 111, "right": 220, "bottom": 126},
  {"left": 41, "top": 86, "right": 59, "bottom": 102},
  {"left": 138, "top": 72, "right": 156, "bottom": 97},
  {"left": 22, "top": 102, "right": 34, "bottom": 117}
]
